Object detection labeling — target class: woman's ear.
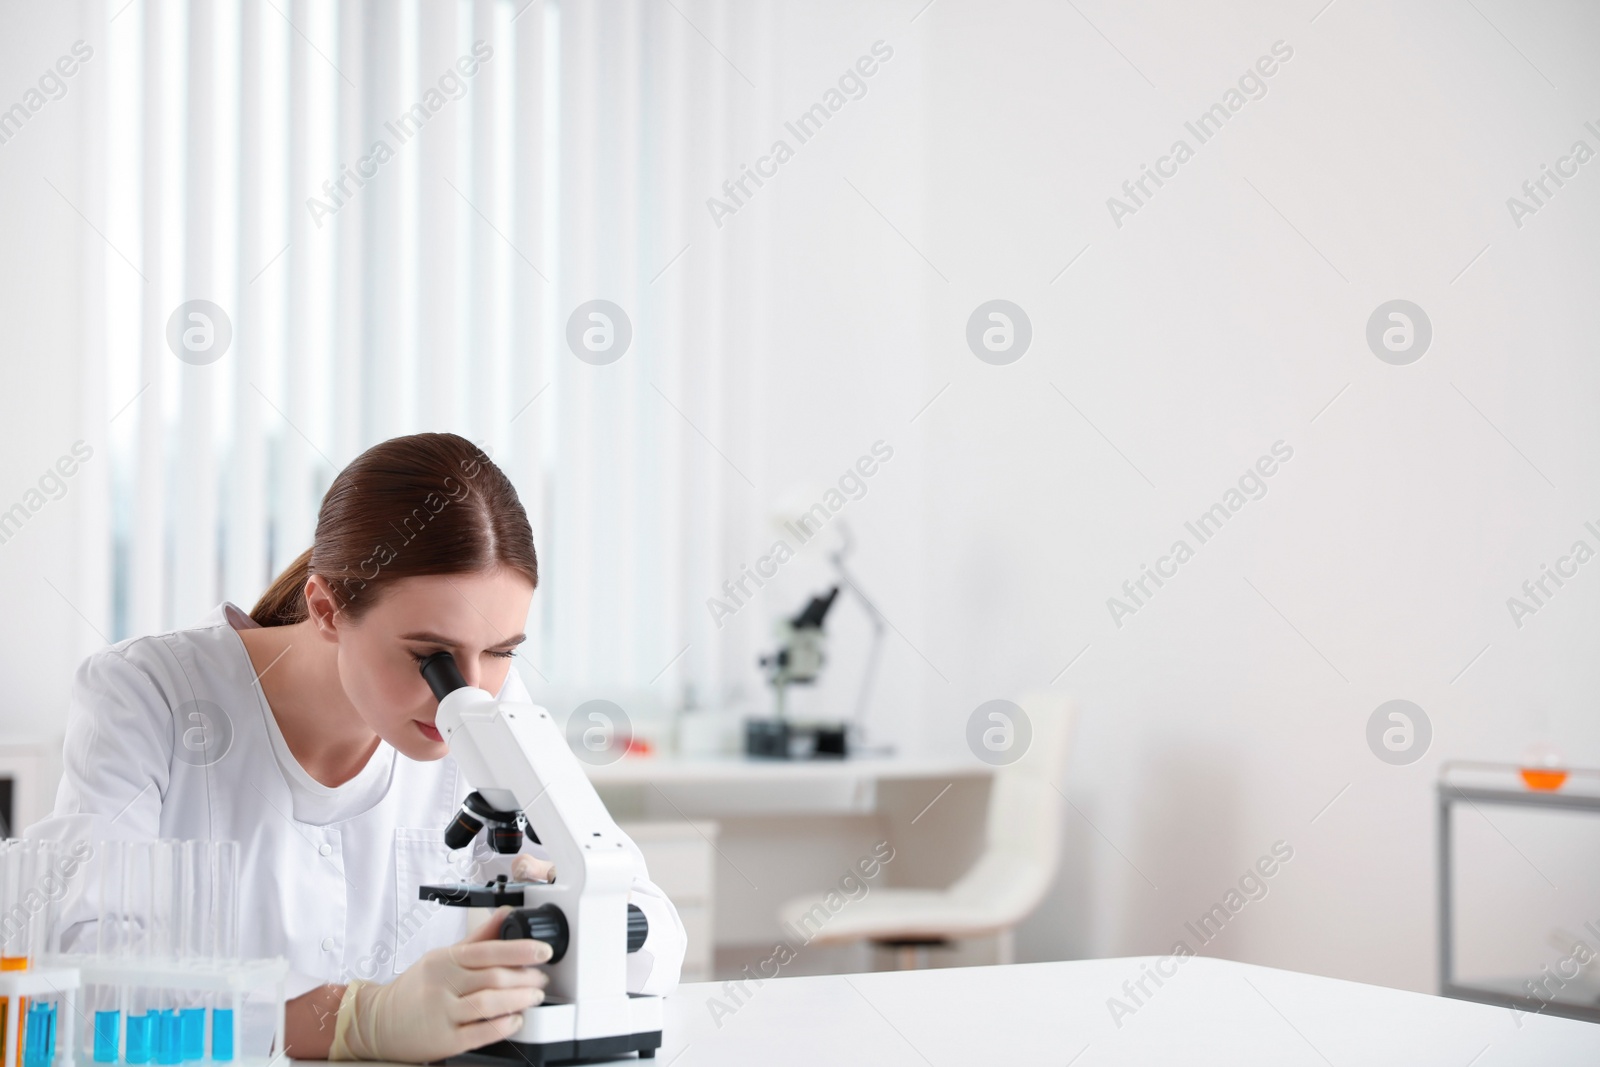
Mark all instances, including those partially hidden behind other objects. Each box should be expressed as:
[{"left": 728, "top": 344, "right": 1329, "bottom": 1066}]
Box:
[{"left": 303, "top": 574, "right": 343, "bottom": 642}]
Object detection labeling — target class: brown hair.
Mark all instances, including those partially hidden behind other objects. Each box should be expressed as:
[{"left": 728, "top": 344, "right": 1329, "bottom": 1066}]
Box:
[{"left": 250, "top": 433, "right": 538, "bottom": 626}]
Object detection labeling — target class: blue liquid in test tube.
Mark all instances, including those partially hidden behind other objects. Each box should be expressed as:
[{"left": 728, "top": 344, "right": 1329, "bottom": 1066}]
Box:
[
  {"left": 210, "top": 1009, "right": 233, "bottom": 1063},
  {"left": 125, "top": 1013, "right": 156, "bottom": 1064},
  {"left": 22, "top": 1001, "right": 56, "bottom": 1067},
  {"left": 178, "top": 1009, "right": 204, "bottom": 1061},
  {"left": 93, "top": 1011, "right": 120, "bottom": 1063},
  {"left": 156, "top": 1010, "right": 181, "bottom": 1065}
]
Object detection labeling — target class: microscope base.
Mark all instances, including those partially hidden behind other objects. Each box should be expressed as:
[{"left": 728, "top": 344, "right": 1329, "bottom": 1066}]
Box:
[
  {"left": 745, "top": 716, "right": 848, "bottom": 759},
  {"left": 448, "top": 994, "right": 664, "bottom": 1066},
  {"left": 452, "top": 1030, "right": 662, "bottom": 1065}
]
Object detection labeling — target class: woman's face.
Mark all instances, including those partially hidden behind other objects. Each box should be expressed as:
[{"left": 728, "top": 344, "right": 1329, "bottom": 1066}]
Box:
[{"left": 313, "top": 568, "right": 535, "bottom": 760}]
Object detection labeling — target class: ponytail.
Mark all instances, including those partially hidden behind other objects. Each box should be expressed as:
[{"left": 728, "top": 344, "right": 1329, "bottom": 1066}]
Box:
[{"left": 250, "top": 547, "right": 313, "bottom": 627}]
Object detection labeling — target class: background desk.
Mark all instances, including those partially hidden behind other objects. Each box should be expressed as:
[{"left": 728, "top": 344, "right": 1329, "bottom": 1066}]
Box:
[
  {"left": 659, "top": 956, "right": 1600, "bottom": 1065},
  {"left": 589, "top": 757, "right": 996, "bottom": 980}
]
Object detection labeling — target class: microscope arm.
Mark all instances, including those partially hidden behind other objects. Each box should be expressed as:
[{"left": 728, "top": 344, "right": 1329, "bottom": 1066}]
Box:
[{"left": 425, "top": 658, "right": 642, "bottom": 1006}]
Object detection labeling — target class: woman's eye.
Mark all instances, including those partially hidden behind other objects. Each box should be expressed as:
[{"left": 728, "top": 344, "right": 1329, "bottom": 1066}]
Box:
[{"left": 408, "top": 648, "right": 515, "bottom": 661}]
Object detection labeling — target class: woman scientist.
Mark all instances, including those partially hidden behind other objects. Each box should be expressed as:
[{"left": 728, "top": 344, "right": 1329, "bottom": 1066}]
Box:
[{"left": 27, "top": 432, "right": 686, "bottom": 1061}]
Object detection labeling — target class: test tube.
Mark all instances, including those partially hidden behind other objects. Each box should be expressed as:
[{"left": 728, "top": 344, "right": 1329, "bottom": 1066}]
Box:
[
  {"left": 151, "top": 842, "right": 181, "bottom": 1067},
  {"left": 19, "top": 997, "right": 53, "bottom": 1067},
  {"left": 90, "top": 840, "right": 125, "bottom": 1065},
  {"left": 0, "top": 840, "right": 35, "bottom": 1067},
  {"left": 122, "top": 842, "right": 156, "bottom": 1066},
  {"left": 0, "top": 840, "right": 69, "bottom": 1067},
  {"left": 22, "top": 842, "right": 62, "bottom": 1067},
  {"left": 176, "top": 843, "right": 206, "bottom": 1063},
  {"left": 210, "top": 843, "right": 238, "bottom": 1063}
]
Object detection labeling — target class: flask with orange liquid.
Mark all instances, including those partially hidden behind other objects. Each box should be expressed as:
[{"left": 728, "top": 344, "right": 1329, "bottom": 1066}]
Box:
[{"left": 1520, "top": 742, "right": 1569, "bottom": 792}]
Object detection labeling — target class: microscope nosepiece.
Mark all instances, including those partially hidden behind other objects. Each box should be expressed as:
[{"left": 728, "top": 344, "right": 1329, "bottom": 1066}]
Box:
[{"left": 446, "top": 790, "right": 527, "bottom": 852}]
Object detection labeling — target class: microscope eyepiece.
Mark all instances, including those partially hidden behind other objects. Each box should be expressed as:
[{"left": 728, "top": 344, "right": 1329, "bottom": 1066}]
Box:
[
  {"left": 418, "top": 650, "right": 469, "bottom": 701},
  {"left": 421, "top": 652, "right": 539, "bottom": 854}
]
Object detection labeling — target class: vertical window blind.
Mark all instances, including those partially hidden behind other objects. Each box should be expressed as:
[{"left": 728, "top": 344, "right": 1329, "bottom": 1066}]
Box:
[{"left": 89, "top": 0, "right": 767, "bottom": 702}]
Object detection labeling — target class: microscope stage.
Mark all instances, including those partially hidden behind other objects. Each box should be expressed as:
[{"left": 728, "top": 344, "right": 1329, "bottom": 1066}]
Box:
[{"left": 419, "top": 879, "right": 540, "bottom": 908}]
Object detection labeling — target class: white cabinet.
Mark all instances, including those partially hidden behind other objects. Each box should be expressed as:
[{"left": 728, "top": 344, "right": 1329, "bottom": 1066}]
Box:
[{"left": 621, "top": 819, "right": 717, "bottom": 984}]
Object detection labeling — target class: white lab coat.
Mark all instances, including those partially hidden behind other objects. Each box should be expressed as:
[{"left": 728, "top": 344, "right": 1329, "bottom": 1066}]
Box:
[{"left": 27, "top": 603, "right": 686, "bottom": 1001}]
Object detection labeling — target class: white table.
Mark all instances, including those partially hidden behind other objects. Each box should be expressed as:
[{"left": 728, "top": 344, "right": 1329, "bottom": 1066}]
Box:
[
  {"left": 651, "top": 956, "right": 1600, "bottom": 1065},
  {"left": 584, "top": 754, "right": 990, "bottom": 801},
  {"left": 308, "top": 956, "right": 1600, "bottom": 1065}
]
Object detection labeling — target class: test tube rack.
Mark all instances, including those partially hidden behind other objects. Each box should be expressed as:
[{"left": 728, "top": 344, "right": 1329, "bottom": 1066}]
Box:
[
  {"left": 0, "top": 968, "right": 80, "bottom": 1067},
  {"left": 38, "top": 957, "right": 286, "bottom": 1067}
]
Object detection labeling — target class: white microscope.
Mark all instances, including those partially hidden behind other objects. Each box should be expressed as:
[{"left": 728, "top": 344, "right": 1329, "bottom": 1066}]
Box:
[{"left": 415, "top": 652, "right": 662, "bottom": 1065}]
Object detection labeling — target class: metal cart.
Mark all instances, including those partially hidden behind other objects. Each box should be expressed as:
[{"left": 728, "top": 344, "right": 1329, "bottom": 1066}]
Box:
[{"left": 1438, "top": 760, "right": 1600, "bottom": 1023}]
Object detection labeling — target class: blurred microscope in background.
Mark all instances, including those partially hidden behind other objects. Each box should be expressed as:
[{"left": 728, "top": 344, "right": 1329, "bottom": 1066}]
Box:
[{"left": 746, "top": 521, "right": 890, "bottom": 760}]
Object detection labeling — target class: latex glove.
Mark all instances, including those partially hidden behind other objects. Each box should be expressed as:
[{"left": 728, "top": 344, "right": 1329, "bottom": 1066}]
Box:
[
  {"left": 513, "top": 854, "right": 557, "bottom": 883},
  {"left": 330, "top": 905, "right": 550, "bottom": 1062}
]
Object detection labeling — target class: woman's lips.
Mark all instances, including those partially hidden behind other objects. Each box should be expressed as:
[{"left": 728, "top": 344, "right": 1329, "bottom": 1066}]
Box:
[{"left": 417, "top": 721, "right": 443, "bottom": 742}]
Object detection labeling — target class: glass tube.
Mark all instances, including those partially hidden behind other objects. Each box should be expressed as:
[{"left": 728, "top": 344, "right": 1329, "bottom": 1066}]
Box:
[
  {"left": 0, "top": 840, "right": 33, "bottom": 1067},
  {"left": 20, "top": 996, "right": 54, "bottom": 1067},
  {"left": 122, "top": 842, "right": 156, "bottom": 1066},
  {"left": 23, "top": 842, "right": 61, "bottom": 1067},
  {"left": 24, "top": 841, "right": 55, "bottom": 961},
  {"left": 176, "top": 842, "right": 205, "bottom": 1063},
  {"left": 151, "top": 842, "right": 180, "bottom": 1067},
  {"left": 92, "top": 840, "right": 126, "bottom": 1065},
  {"left": 210, "top": 843, "right": 239, "bottom": 1063}
]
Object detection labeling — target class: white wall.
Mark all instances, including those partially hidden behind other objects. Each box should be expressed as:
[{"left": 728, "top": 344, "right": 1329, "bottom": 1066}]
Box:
[
  {"left": 0, "top": 0, "right": 94, "bottom": 804},
  {"left": 715, "top": 0, "right": 1600, "bottom": 995}
]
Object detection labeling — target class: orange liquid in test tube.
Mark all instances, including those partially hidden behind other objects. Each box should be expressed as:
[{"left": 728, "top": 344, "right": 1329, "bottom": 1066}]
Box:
[{"left": 0, "top": 956, "right": 27, "bottom": 1067}]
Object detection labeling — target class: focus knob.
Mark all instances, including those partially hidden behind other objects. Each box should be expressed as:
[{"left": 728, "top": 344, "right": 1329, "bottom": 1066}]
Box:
[{"left": 499, "top": 903, "right": 649, "bottom": 963}]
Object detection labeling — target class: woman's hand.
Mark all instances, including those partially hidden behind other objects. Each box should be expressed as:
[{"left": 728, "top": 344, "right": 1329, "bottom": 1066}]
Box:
[
  {"left": 329, "top": 905, "right": 552, "bottom": 1062},
  {"left": 513, "top": 854, "right": 557, "bottom": 882}
]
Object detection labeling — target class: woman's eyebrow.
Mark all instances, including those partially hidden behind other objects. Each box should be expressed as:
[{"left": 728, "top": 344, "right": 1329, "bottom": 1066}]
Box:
[{"left": 400, "top": 631, "right": 527, "bottom": 647}]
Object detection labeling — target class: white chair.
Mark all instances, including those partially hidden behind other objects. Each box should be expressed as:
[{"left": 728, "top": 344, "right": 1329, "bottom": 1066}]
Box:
[{"left": 778, "top": 693, "right": 1076, "bottom": 968}]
